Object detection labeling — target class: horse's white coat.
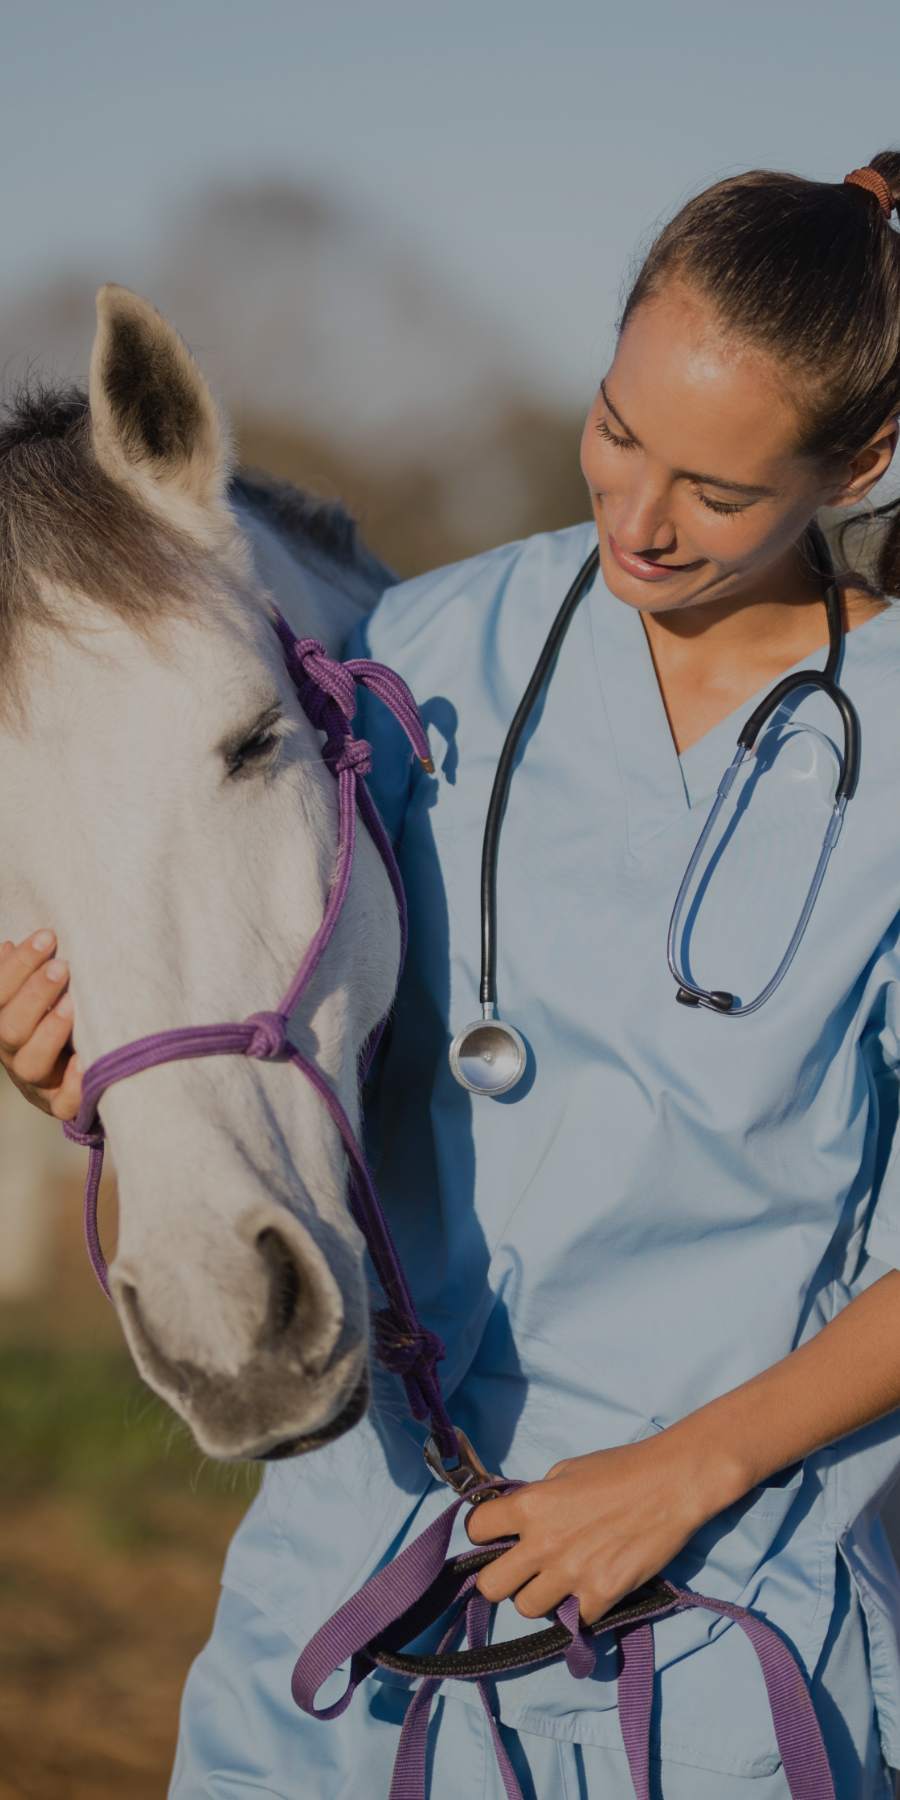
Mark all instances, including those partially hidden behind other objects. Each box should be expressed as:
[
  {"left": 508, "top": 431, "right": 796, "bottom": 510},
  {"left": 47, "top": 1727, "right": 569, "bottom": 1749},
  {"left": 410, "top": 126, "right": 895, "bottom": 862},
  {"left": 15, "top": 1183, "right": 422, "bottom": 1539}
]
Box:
[{"left": 0, "top": 288, "right": 399, "bottom": 1458}]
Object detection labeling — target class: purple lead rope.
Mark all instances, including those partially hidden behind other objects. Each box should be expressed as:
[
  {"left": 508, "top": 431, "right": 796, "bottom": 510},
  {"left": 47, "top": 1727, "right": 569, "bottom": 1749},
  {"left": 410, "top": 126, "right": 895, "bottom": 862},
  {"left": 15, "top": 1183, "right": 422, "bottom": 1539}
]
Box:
[{"left": 62, "top": 613, "right": 836, "bottom": 1799}]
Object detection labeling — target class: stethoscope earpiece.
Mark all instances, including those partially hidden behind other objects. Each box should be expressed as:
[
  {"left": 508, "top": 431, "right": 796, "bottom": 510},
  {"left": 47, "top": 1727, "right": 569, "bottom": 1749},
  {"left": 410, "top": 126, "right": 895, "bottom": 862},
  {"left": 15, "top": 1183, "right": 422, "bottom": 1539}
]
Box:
[{"left": 448, "top": 1012, "right": 527, "bottom": 1097}]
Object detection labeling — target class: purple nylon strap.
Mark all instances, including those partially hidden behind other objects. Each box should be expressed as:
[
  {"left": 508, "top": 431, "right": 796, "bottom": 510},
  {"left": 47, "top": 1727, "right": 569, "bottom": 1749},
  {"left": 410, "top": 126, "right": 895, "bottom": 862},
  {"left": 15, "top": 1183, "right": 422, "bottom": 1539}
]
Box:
[
  {"left": 387, "top": 1560, "right": 597, "bottom": 1798},
  {"left": 291, "top": 1491, "right": 835, "bottom": 1800},
  {"left": 389, "top": 1587, "right": 524, "bottom": 1800},
  {"left": 61, "top": 612, "right": 837, "bottom": 1798}
]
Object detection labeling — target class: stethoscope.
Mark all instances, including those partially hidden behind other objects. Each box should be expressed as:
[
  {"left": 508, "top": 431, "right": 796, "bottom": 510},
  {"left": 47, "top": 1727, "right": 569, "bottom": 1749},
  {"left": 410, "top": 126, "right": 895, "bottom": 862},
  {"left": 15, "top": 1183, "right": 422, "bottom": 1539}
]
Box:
[{"left": 448, "top": 522, "right": 861, "bottom": 1097}]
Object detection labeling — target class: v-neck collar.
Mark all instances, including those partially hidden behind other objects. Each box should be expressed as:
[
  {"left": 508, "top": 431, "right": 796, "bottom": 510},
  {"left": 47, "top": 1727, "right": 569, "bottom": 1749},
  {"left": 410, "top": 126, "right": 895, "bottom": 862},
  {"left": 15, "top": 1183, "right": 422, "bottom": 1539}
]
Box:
[{"left": 587, "top": 563, "right": 898, "bottom": 853}]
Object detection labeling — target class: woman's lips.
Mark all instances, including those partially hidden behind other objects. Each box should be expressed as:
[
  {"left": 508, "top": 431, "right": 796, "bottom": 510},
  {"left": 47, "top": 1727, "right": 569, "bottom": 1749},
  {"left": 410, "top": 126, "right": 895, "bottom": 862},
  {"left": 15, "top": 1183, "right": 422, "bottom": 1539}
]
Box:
[{"left": 607, "top": 531, "right": 702, "bottom": 582}]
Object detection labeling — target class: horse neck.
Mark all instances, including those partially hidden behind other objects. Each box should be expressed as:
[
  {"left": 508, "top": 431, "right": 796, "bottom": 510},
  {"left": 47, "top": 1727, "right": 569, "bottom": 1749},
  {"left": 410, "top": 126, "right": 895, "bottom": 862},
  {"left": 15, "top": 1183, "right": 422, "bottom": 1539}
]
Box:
[{"left": 230, "top": 494, "right": 385, "bottom": 656}]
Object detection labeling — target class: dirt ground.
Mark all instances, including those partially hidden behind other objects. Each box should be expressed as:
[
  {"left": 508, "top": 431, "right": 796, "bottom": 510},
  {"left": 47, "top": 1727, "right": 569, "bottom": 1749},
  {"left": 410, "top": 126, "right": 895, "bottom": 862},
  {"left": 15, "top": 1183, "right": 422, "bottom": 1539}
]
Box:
[
  {"left": 0, "top": 1492, "right": 246, "bottom": 1800},
  {"left": 1, "top": 1172, "right": 257, "bottom": 1799}
]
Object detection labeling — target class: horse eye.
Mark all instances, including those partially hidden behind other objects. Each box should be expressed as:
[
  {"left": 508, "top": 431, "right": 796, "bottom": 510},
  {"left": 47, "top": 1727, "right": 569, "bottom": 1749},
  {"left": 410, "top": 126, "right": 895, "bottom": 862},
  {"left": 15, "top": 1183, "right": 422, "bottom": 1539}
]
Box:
[{"left": 226, "top": 730, "right": 280, "bottom": 779}]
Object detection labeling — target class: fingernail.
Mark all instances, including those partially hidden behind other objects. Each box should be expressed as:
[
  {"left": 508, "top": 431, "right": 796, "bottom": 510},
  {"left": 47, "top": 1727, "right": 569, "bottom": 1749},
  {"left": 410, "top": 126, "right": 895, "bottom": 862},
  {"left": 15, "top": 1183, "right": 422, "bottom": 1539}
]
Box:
[
  {"left": 31, "top": 930, "right": 55, "bottom": 951},
  {"left": 45, "top": 959, "right": 67, "bottom": 982},
  {"left": 55, "top": 993, "right": 74, "bottom": 1017}
]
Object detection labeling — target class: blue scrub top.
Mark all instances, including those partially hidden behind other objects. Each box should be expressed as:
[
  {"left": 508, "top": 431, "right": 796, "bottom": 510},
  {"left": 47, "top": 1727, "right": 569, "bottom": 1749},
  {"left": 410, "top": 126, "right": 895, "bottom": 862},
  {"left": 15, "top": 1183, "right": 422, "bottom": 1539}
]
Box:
[{"left": 223, "top": 522, "right": 900, "bottom": 1780}]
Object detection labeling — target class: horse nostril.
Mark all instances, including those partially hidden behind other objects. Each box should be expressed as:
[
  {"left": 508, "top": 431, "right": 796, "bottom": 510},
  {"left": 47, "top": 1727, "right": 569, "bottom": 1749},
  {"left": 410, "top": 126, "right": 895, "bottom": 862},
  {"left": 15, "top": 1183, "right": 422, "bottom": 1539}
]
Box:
[{"left": 256, "top": 1227, "right": 303, "bottom": 1339}]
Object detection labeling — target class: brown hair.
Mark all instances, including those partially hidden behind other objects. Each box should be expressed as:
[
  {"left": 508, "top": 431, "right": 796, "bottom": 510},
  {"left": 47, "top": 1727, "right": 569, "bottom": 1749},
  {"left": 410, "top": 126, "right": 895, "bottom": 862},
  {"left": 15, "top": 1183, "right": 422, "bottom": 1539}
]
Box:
[{"left": 618, "top": 153, "right": 900, "bottom": 597}]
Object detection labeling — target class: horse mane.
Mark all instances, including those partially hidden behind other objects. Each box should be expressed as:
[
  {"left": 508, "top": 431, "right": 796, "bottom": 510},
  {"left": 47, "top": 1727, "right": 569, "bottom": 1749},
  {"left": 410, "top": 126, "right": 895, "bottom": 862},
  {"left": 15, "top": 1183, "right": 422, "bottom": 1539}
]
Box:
[
  {"left": 0, "top": 380, "right": 368, "bottom": 564},
  {"left": 0, "top": 379, "right": 388, "bottom": 728},
  {"left": 0, "top": 382, "right": 89, "bottom": 456},
  {"left": 229, "top": 470, "right": 360, "bottom": 566}
]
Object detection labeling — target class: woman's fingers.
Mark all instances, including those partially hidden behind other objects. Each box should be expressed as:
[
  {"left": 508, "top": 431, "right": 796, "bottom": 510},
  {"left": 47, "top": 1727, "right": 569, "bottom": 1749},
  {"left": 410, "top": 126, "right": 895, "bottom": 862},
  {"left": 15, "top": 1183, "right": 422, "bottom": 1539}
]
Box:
[
  {"left": 465, "top": 1495, "right": 519, "bottom": 1544},
  {"left": 472, "top": 1540, "right": 540, "bottom": 1605},
  {"left": 0, "top": 930, "right": 58, "bottom": 1003},
  {"left": 5, "top": 1040, "right": 82, "bottom": 1121},
  {"left": 47, "top": 1045, "right": 83, "bottom": 1122},
  {"left": 12, "top": 994, "right": 75, "bottom": 1085},
  {"left": 0, "top": 932, "right": 70, "bottom": 1061},
  {"left": 507, "top": 1570, "right": 574, "bottom": 1620},
  {"left": 0, "top": 930, "right": 83, "bottom": 1119}
]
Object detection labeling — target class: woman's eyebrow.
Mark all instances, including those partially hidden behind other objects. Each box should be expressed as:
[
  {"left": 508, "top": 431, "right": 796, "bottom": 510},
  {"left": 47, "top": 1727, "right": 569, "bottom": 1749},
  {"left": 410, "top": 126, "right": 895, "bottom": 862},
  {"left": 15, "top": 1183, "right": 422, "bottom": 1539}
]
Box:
[{"left": 599, "top": 380, "right": 782, "bottom": 498}]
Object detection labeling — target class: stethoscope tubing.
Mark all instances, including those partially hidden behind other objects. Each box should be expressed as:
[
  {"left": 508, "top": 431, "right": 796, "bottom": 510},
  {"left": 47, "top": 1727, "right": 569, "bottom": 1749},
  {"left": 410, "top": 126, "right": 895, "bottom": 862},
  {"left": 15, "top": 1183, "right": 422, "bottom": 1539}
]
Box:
[
  {"left": 667, "top": 520, "right": 861, "bottom": 1013},
  {"left": 456, "top": 520, "right": 862, "bottom": 1093},
  {"left": 665, "top": 744, "right": 849, "bottom": 1015}
]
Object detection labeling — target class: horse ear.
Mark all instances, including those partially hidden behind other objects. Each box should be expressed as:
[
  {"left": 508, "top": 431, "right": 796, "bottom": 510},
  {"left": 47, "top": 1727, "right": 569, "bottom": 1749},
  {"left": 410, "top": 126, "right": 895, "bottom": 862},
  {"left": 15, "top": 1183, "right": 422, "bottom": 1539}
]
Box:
[{"left": 89, "top": 284, "right": 232, "bottom": 514}]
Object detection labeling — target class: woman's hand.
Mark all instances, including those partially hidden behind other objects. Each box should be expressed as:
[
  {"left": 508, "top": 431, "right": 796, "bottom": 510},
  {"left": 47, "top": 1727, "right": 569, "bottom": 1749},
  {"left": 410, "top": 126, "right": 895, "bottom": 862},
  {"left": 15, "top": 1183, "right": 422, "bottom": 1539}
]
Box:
[
  {"left": 466, "top": 1429, "right": 725, "bottom": 1627},
  {"left": 0, "top": 931, "right": 83, "bottom": 1119}
]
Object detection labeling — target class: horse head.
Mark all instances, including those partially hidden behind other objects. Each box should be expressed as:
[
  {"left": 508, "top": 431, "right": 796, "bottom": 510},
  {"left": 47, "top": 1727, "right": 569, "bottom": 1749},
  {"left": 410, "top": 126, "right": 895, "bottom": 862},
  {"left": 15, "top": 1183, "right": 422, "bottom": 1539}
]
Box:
[{"left": 0, "top": 284, "right": 405, "bottom": 1460}]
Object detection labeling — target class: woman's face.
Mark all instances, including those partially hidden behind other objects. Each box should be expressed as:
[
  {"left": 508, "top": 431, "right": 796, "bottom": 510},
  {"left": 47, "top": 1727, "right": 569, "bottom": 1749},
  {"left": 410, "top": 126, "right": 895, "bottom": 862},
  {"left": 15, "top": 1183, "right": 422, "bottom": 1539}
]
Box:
[{"left": 580, "top": 279, "right": 843, "bottom": 616}]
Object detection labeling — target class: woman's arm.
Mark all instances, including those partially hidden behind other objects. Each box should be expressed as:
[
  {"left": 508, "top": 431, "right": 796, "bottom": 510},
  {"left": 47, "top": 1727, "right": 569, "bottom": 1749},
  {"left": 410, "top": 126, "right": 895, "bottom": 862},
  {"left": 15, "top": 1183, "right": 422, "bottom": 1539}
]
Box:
[
  {"left": 663, "top": 1265, "right": 900, "bottom": 1506},
  {"left": 467, "top": 1268, "right": 900, "bottom": 1625}
]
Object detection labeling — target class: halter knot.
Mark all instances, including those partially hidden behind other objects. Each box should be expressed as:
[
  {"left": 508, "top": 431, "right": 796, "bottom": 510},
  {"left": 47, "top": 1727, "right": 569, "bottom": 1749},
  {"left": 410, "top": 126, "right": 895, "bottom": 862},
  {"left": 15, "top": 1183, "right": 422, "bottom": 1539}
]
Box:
[
  {"left": 293, "top": 637, "right": 358, "bottom": 723},
  {"left": 373, "top": 1308, "right": 447, "bottom": 1376},
  {"left": 63, "top": 1118, "right": 105, "bottom": 1150},
  {"left": 244, "top": 1010, "right": 290, "bottom": 1060},
  {"left": 327, "top": 734, "right": 373, "bottom": 778}
]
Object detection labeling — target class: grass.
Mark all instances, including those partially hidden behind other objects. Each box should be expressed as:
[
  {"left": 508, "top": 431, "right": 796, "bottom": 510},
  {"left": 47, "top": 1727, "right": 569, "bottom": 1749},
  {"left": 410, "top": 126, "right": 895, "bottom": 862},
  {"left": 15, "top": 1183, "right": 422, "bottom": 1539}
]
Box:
[{"left": 0, "top": 1338, "right": 260, "bottom": 1550}]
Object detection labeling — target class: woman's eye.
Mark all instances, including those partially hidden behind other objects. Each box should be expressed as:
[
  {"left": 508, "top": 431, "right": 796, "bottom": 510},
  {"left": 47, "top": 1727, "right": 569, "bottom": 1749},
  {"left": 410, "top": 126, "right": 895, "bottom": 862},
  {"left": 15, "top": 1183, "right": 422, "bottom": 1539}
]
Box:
[
  {"left": 595, "top": 411, "right": 750, "bottom": 518},
  {"left": 596, "top": 416, "right": 635, "bottom": 451},
  {"left": 696, "top": 492, "right": 748, "bottom": 517}
]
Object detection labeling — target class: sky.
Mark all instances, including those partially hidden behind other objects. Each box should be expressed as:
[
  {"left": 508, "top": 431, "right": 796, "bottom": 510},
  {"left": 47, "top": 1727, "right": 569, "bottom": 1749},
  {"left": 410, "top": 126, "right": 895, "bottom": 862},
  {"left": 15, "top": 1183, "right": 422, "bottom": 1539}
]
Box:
[{"left": 2, "top": 0, "right": 899, "bottom": 406}]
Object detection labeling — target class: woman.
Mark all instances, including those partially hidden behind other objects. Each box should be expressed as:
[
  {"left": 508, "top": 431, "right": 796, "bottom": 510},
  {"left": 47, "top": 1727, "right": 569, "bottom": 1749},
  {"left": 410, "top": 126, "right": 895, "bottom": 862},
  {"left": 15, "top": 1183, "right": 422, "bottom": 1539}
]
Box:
[{"left": 5, "top": 155, "right": 900, "bottom": 1796}]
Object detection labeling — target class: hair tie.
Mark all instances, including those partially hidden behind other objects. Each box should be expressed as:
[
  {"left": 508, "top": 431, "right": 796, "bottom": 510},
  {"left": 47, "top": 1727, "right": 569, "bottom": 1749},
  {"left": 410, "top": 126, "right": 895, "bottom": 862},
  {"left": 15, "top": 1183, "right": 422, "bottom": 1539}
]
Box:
[{"left": 843, "top": 167, "right": 895, "bottom": 220}]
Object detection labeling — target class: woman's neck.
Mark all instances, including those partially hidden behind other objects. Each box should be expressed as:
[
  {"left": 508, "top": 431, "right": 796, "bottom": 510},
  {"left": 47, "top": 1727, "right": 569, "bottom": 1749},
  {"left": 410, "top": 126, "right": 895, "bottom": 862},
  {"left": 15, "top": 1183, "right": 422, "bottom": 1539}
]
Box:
[{"left": 640, "top": 543, "right": 886, "bottom": 685}]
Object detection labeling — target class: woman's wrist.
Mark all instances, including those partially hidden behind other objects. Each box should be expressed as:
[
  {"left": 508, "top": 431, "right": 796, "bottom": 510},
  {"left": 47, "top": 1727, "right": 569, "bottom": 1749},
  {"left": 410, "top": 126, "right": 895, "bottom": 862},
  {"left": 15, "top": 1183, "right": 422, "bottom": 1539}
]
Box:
[{"left": 655, "top": 1407, "right": 761, "bottom": 1531}]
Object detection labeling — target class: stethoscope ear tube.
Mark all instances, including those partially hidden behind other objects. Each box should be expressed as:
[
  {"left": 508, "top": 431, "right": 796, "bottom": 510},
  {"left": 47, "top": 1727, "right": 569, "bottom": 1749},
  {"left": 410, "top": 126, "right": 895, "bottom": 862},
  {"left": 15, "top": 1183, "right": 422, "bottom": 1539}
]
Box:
[
  {"left": 449, "top": 522, "right": 863, "bottom": 1088},
  {"left": 669, "top": 525, "right": 861, "bottom": 1014},
  {"left": 739, "top": 669, "right": 860, "bottom": 802}
]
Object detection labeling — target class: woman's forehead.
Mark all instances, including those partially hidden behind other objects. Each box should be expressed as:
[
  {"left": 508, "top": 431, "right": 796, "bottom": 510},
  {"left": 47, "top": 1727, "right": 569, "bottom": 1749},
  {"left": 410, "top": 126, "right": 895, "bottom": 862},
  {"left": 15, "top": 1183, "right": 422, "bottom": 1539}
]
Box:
[{"left": 609, "top": 286, "right": 804, "bottom": 481}]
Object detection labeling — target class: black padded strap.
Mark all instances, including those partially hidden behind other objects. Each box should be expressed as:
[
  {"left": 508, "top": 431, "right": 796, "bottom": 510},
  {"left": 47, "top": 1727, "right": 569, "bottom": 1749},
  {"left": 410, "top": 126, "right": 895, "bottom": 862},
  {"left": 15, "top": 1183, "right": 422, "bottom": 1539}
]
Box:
[{"left": 367, "top": 1543, "right": 677, "bottom": 1679}]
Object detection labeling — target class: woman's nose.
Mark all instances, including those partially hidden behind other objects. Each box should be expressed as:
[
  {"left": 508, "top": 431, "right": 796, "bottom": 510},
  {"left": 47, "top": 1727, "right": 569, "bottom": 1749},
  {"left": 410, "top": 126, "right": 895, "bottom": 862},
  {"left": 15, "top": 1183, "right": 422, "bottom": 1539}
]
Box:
[{"left": 613, "top": 491, "right": 677, "bottom": 557}]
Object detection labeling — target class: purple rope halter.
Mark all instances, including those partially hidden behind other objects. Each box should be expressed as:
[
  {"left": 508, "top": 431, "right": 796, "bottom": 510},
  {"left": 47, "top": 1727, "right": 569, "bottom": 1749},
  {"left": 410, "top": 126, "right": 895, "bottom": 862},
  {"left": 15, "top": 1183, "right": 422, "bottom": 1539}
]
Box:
[
  {"left": 62, "top": 610, "right": 836, "bottom": 1799},
  {"left": 62, "top": 611, "right": 456, "bottom": 1462}
]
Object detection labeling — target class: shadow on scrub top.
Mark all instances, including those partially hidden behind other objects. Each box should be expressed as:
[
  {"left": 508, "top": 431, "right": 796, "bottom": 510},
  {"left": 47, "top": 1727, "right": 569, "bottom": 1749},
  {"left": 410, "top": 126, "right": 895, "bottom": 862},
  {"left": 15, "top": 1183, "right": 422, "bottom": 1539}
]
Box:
[{"left": 359, "top": 691, "right": 531, "bottom": 1491}]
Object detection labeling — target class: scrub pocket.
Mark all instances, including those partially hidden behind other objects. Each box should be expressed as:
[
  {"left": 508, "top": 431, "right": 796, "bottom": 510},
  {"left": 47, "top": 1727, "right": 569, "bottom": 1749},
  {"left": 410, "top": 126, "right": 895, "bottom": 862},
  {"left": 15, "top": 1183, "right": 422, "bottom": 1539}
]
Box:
[
  {"left": 172, "top": 1577, "right": 895, "bottom": 1797},
  {"left": 363, "top": 1414, "right": 834, "bottom": 1777},
  {"left": 634, "top": 1417, "right": 832, "bottom": 1686}
]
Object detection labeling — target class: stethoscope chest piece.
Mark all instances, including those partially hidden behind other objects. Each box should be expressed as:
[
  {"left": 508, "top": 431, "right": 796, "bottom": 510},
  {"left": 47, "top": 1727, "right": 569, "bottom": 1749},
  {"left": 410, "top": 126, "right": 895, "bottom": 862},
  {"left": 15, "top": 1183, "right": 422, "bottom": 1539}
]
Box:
[
  {"left": 447, "top": 525, "right": 856, "bottom": 1088},
  {"left": 448, "top": 1010, "right": 527, "bottom": 1097}
]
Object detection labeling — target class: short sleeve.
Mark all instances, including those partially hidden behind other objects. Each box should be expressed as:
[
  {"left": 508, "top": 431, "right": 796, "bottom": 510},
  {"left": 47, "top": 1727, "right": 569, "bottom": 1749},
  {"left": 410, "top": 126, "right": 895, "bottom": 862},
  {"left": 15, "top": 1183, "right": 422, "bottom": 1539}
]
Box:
[{"left": 862, "top": 975, "right": 900, "bottom": 1272}]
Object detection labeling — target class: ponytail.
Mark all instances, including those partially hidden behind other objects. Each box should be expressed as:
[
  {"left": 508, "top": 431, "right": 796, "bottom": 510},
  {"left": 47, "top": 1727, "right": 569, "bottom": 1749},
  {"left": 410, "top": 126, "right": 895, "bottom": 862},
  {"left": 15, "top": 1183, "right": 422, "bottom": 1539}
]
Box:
[{"left": 620, "top": 150, "right": 900, "bottom": 596}]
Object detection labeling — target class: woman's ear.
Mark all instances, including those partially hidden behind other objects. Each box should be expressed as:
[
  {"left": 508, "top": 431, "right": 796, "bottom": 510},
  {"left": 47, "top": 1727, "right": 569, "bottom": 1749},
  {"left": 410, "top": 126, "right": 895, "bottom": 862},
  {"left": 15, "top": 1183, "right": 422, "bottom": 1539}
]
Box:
[
  {"left": 88, "top": 283, "right": 233, "bottom": 520},
  {"left": 823, "top": 416, "right": 899, "bottom": 509}
]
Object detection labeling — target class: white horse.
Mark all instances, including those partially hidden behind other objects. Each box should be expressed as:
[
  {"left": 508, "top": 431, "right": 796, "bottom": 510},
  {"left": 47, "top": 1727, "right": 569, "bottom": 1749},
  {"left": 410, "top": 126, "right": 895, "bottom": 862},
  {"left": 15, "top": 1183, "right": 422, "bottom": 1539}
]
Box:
[{"left": 0, "top": 284, "right": 403, "bottom": 1461}]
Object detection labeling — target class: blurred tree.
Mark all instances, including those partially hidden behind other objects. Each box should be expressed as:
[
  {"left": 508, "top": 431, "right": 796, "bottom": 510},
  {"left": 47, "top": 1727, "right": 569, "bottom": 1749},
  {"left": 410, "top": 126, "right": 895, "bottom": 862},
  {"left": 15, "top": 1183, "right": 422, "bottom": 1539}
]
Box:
[
  {"left": 0, "top": 177, "right": 593, "bottom": 581},
  {"left": 236, "top": 399, "right": 590, "bottom": 579}
]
